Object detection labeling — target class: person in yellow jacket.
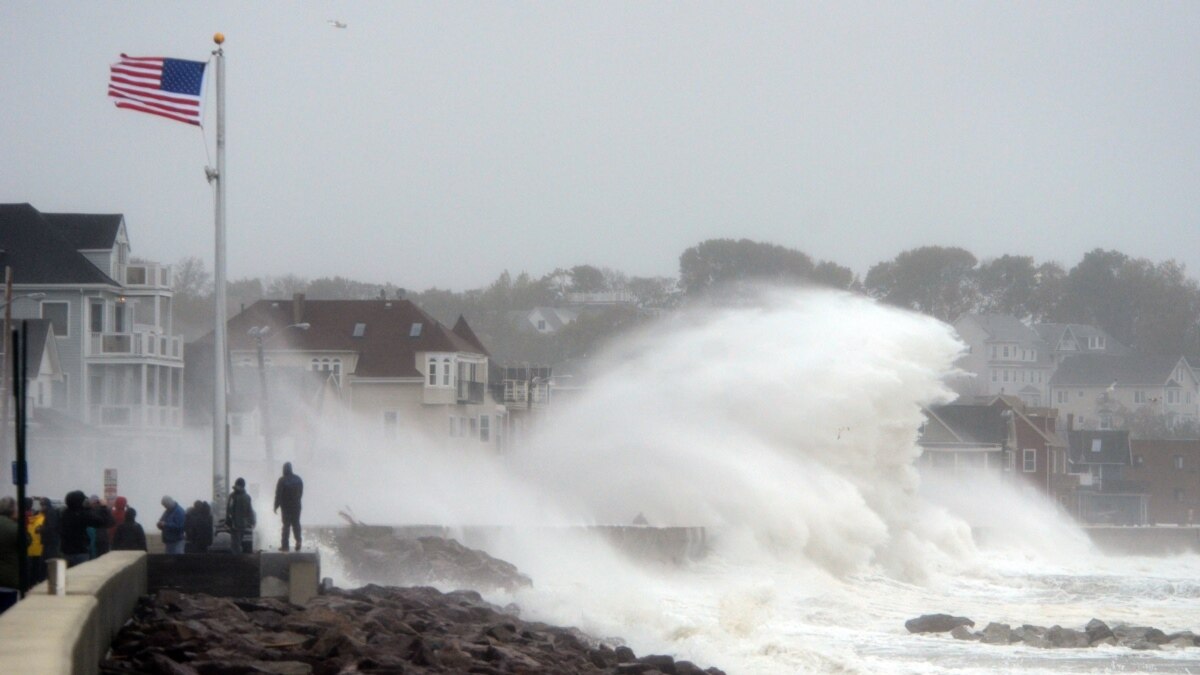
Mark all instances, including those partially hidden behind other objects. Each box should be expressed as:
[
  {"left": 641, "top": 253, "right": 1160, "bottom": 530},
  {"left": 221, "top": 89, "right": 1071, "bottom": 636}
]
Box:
[{"left": 26, "top": 498, "right": 45, "bottom": 585}]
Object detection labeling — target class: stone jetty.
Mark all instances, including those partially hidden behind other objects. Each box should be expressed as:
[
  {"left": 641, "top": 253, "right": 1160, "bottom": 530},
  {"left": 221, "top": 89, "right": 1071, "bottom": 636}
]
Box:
[
  {"left": 101, "top": 585, "right": 727, "bottom": 674},
  {"left": 906, "top": 614, "right": 1200, "bottom": 651}
]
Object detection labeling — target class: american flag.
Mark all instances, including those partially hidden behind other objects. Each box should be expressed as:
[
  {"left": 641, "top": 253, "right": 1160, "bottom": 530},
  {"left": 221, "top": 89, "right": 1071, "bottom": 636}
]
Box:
[{"left": 108, "top": 54, "right": 207, "bottom": 126}]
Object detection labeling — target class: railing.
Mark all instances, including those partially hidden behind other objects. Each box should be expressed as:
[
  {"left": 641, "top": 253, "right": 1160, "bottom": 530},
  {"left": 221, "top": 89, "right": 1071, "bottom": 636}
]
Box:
[
  {"left": 88, "top": 331, "right": 182, "bottom": 359},
  {"left": 457, "top": 380, "right": 485, "bottom": 404},
  {"left": 124, "top": 263, "right": 172, "bottom": 288},
  {"left": 502, "top": 380, "right": 550, "bottom": 408}
]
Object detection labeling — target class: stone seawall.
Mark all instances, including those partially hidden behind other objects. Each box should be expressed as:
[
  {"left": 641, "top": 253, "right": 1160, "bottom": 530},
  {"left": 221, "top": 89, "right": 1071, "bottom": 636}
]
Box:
[
  {"left": 1083, "top": 526, "right": 1200, "bottom": 555},
  {"left": 0, "top": 551, "right": 147, "bottom": 675}
]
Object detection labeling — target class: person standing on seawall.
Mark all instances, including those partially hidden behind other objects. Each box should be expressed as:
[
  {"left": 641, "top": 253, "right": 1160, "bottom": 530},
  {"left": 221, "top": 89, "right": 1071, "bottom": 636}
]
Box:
[
  {"left": 157, "top": 496, "right": 186, "bottom": 555},
  {"left": 274, "top": 462, "right": 304, "bottom": 551},
  {"left": 226, "top": 478, "right": 256, "bottom": 554}
]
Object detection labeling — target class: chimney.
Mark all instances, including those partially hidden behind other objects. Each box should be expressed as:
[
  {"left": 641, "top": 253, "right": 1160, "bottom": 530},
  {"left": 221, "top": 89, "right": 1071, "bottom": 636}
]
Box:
[{"left": 293, "top": 293, "right": 305, "bottom": 325}]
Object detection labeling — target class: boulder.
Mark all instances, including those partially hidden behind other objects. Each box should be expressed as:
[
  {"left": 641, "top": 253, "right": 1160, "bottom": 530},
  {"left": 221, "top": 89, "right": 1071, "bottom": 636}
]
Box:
[
  {"left": 1046, "top": 626, "right": 1089, "bottom": 649},
  {"left": 980, "top": 622, "right": 1012, "bottom": 645},
  {"left": 950, "top": 626, "right": 979, "bottom": 641},
  {"left": 1084, "top": 619, "right": 1113, "bottom": 644},
  {"left": 905, "top": 614, "right": 975, "bottom": 634}
]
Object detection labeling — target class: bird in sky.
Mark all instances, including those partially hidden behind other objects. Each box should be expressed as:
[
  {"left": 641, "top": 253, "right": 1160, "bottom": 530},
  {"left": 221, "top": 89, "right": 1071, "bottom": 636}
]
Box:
[{"left": 328, "top": 20, "right": 347, "bottom": 29}]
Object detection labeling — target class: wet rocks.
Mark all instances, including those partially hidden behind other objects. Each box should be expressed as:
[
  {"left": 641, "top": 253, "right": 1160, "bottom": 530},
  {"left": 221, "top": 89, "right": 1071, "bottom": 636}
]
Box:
[
  {"left": 101, "top": 586, "right": 726, "bottom": 674},
  {"left": 333, "top": 532, "right": 534, "bottom": 591},
  {"left": 904, "top": 613, "right": 975, "bottom": 633},
  {"left": 909, "top": 614, "right": 1200, "bottom": 651}
]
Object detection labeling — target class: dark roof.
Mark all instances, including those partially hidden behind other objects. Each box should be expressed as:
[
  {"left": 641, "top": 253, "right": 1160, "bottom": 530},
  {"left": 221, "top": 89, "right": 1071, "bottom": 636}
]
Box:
[
  {"left": 42, "top": 212, "right": 124, "bottom": 249},
  {"left": 925, "top": 404, "right": 1009, "bottom": 445},
  {"left": 451, "top": 315, "right": 489, "bottom": 356},
  {"left": 206, "top": 299, "right": 488, "bottom": 378},
  {"left": 961, "top": 313, "right": 1042, "bottom": 342},
  {"left": 1050, "top": 354, "right": 1187, "bottom": 387},
  {"left": 1033, "top": 323, "right": 1130, "bottom": 355},
  {"left": 0, "top": 203, "right": 119, "bottom": 285},
  {"left": 1068, "top": 429, "right": 1131, "bottom": 466}
]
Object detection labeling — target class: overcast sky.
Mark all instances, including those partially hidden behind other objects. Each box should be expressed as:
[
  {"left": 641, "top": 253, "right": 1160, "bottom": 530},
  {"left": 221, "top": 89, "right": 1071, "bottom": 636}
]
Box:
[{"left": 3, "top": 2, "right": 1199, "bottom": 290}]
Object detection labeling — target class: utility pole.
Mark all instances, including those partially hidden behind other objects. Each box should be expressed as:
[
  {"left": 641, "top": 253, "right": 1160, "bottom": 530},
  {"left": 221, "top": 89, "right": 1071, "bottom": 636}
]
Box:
[
  {"left": 207, "top": 33, "right": 230, "bottom": 520},
  {"left": 1, "top": 266, "right": 11, "bottom": 475},
  {"left": 12, "top": 322, "right": 28, "bottom": 595}
]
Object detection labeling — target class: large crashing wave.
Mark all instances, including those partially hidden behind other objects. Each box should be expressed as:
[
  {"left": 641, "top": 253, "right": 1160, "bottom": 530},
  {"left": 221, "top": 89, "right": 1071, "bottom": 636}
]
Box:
[{"left": 509, "top": 287, "right": 976, "bottom": 579}]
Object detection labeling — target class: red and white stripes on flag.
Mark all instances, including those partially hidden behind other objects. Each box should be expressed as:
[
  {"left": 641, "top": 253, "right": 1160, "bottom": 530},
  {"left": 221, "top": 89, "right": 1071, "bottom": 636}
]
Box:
[{"left": 108, "top": 54, "right": 207, "bottom": 126}]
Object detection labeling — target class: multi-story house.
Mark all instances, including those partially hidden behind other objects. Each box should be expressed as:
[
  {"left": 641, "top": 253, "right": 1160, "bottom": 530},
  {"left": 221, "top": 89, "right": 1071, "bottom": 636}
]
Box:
[
  {"left": 918, "top": 396, "right": 1069, "bottom": 499},
  {"left": 0, "top": 203, "right": 184, "bottom": 431},
  {"left": 192, "top": 295, "right": 505, "bottom": 451},
  {"left": 1049, "top": 355, "right": 1199, "bottom": 430},
  {"left": 951, "top": 314, "right": 1055, "bottom": 406}
]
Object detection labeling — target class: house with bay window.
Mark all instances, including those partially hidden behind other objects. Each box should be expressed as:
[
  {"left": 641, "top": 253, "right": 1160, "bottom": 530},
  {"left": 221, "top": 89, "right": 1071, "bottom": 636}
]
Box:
[
  {"left": 1049, "top": 354, "right": 1199, "bottom": 431},
  {"left": 0, "top": 203, "right": 184, "bottom": 432},
  {"left": 195, "top": 295, "right": 504, "bottom": 450}
]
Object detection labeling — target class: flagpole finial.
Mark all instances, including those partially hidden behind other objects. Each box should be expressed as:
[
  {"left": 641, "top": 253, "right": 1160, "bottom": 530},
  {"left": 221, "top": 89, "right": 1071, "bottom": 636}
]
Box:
[{"left": 213, "top": 32, "right": 225, "bottom": 45}]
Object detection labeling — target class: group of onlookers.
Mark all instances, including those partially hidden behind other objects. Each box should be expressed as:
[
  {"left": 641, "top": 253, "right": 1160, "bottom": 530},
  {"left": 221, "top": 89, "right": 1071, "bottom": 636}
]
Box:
[{"left": 0, "top": 463, "right": 305, "bottom": 613}]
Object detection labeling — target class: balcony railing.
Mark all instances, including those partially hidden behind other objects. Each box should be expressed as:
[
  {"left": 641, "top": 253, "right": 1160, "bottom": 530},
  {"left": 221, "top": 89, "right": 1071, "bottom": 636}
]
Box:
[
  {"left": 457, "top": 380, "right": 485, "bottom": 404},
  {"left": 88, "top": 331, "right": 183, "bottom": 360},
  {"left": 123, "top": 263, "right": 172, "bottom": 288},
  {"left": 502, "top": 380, "right": 550, "bottom": 408}
]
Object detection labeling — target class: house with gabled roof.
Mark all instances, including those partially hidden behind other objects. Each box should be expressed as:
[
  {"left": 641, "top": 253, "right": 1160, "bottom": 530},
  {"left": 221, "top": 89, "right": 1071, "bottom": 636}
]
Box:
[
  {"left": 191, "top": 294, "right": 505, "bottom": 453},
  {"left": 510, "top": 306, "right": 580, "bottom": 335},
  {"left": 918, "top": 397, "right": 1071, "bottom": 499},
  {"left": 0, "top": 203, "right": 183, "bottom": 431},
  {"left": 950, "top": 313, "right": 1054, "bottom": 406},
  {"left": 1049, "top": 354, "right": 1199, "bottom": 431}
]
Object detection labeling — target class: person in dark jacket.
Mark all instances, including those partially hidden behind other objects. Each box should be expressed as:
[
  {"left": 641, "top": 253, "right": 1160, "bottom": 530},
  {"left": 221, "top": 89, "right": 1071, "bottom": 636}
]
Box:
[
  {"left": 112, "top": 507, "right": 147, "bottom": 551},
  {"left": 157, "top": 496, "right": 186, "bottom": 555},
  {"left": 0, "top": 497, "right": 19, "bottom": 590},
  {"left": 39, "top": 497, "right": 62, "bottom": 575},
  {"left": 226, "top": 478, "right": 256, "bottom": 554},
  {"left": 184, "top": 501, "right": 214, "bottom": 553},
  {"left": 274, "top": 462, "right": 304, "bottom": 551},
  {"left": 88, "top": 495, "right": 115, "bottom": 558},
  {"left": 61, "top": 491, "right": 109, "bottom": 566}
]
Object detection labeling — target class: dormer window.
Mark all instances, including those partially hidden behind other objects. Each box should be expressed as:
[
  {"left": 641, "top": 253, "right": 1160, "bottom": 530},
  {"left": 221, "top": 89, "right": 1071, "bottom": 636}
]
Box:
[
  {"left": 409, "top": 323, "right": 422, "bottom": 338},
  {"left": 353, "top": 323, "right": 366, "bottom": 338}
]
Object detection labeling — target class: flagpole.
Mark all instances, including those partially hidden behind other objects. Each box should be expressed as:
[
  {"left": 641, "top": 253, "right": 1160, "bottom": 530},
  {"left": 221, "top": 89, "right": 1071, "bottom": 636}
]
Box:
[{"left": 209, "top": 32, "right": 230, "bottom": 520}]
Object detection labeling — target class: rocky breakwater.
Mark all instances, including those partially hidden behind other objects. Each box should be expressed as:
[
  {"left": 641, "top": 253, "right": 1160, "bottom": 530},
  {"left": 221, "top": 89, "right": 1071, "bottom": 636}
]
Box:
[
  {"left": 101, "top": 585, "right": 727, "bottom": 674},
  {"left": 906, "top": 613, "right": 1200, "bottom": 650},
  {"left": 334, "top": 532, "right": 534, "bottom": 592}
]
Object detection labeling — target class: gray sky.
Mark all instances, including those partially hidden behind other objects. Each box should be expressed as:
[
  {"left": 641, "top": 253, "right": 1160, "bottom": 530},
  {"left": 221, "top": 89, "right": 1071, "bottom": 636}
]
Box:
[{"left": 3, "top": 2, "right": 1199, "bottom": 290}]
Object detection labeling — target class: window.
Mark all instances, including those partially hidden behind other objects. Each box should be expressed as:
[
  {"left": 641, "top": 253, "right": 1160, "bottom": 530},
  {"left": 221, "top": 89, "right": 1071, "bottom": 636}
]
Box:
[
  {"left": 537, "top": 320, "right": 546, "bottom": 331},
  {"left": 1023, "top": 448, "right": 1036, "bottom": 472},
  {"left": 428, "top": 358, "right": 437, "bottom": 385},
  {"left": 1168, "top": 389, "right": 1181, "bottom": 404},
  {"left": 1003, "top": 370, "right": 1010, "bottom": 382},
  {"left": 991, "top": 370, "right": 998, "bottom": 382},
  {"left": 469, "top": 417, "right": 478, "bottom": 438},
  {"left": 90, "top": 300, "right": 104, "bottom": 333},
  {"left": 1087, "top": 336, "right": 1105, "bottom": 350},
  {"left": 41, "top": 302, "right": 69, "bottom": 337},
  {"left": 1003, "top": 346, "right": 1010, "bottom": 358},
  {"left": 1175, "top": 455, "right": 1185, "bottom": 470},
  {"left": 383, "top": 411, "right": 398, "bottom": 439},
  {"left": 1135, "top": 390, "right": 1146, "bottom": 404},
  {"left": 353, "top": 323, "right": 366, "bottom": 338},
  {"left": 442, "top": 358, "right": 451, "bottom": 386},
  {"left": 408, "top": 323, "right": 421, "bottom": 338},
  {"left": 1057, "top": 390, "right": 1067, "bottom": 404},
  {"left": 990, "top": 346, "right": 997, "bottom": 359},
  {"left": 479, "top": 415, "right": 490, "bottom": 442},
  {"left": 1091, "top": 439, "right": 1102, "bottom": 453},
  {"left": 1099, "top": 415, "right": 1112, "bottom": 430},
  {"left": 114, "top": 302, "right": 126, "bottom": 333}
]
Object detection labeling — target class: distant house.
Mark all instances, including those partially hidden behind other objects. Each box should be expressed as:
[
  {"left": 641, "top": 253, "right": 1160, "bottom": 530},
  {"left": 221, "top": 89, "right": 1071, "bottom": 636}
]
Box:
[
  {"left": 510, "top": 307, "right": 580, "bottom": 335},
  {"left": 191, "top": 295, "right": 504, "bottom": 450},
  {"left": 1, "top": 319, "right": 64, "bottom": 413},
  {"left": 950, "top": 314, "right": 1054, "bottom": 407},
  {"left": 1049, "top": 355, "right": 1199, "bottom": 430},
  {"left": 1065, "top": 428, "right": 1146, "bottom": 524},
  {"left": 1126, "top": 440, "right": 1200, "bottom": 525},
  {"left": 918, "top": 397, "right": 1067, "bottom": 499},
  {"left": 0, "top": 203, "right": 184, "bottom": 432}
]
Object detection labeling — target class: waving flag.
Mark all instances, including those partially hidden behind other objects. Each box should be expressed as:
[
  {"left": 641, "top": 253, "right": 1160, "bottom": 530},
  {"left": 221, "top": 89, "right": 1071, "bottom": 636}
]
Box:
[{"left": 108, "top": 54, "right": 207, "bottom": 126}]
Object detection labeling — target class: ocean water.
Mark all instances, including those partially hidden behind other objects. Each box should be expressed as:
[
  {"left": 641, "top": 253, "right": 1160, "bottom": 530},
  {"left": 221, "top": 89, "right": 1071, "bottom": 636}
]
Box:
[{"left": 312, "top": 287, "right": 1200, "bottom": 674}]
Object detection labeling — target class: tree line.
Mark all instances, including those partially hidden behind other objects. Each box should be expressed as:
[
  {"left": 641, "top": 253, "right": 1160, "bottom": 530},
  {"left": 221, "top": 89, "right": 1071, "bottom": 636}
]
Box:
[{"left": 170, "top": 239, "right": 1200, "bottom": 363}]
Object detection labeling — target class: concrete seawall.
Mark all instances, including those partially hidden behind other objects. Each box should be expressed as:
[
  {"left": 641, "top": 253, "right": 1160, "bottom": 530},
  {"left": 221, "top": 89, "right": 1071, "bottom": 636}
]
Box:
[
  {"left": 0, "top": 551, "right": 147, "bottom": 675},
  {"left": 1082, "top": 526, "right": 1200, "bottom": 555}
]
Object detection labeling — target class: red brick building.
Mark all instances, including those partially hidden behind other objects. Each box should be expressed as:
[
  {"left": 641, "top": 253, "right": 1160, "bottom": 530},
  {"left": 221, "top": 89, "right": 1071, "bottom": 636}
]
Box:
[{"left": 1126, "top": 440, "right": 1200, "bottom": 525}]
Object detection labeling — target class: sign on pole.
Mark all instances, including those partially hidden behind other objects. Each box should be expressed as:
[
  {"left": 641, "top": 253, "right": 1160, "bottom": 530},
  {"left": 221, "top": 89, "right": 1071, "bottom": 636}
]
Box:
[{"left": 104, "top": 468, "right": 118, "bottom": 503}]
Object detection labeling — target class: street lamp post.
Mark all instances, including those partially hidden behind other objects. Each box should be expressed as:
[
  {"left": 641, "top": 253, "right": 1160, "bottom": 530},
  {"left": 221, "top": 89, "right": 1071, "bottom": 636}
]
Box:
[
  {"left": 0, "top": 267, "right": 45, "bottom": 475},
  {"left": 248, "top": 323, "right": 309, "bottom": 477}
]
